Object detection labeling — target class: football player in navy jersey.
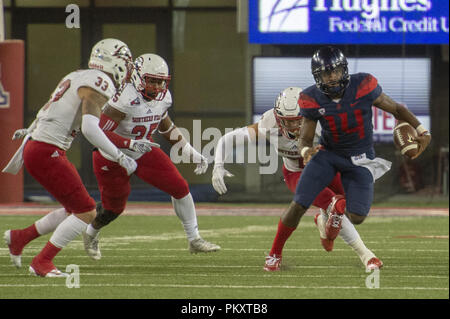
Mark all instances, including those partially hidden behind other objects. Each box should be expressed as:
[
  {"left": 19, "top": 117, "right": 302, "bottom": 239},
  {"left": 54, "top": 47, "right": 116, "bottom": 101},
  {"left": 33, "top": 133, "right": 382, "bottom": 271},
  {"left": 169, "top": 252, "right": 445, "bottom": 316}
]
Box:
[{"left": 270, "top": 46, "right": 431, "bottom": 270}]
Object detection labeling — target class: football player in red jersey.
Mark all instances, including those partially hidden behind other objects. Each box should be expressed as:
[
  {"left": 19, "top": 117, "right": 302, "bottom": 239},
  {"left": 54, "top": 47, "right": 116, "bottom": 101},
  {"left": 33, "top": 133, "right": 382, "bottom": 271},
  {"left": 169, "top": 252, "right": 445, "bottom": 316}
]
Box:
[
  {"left": 3, "top": 39, "right": 137, "bottom": 277},
  {"left": 82, "top": 53, "right": 220, "bottom": 260},
  {"left": 270, "top": 46, "right": 430, "bottom": 270}
]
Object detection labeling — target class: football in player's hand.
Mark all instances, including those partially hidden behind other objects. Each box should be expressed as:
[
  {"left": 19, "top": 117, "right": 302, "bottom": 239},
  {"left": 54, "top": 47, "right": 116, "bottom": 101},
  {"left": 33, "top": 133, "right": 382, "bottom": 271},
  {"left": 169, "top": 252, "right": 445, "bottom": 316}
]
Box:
[{"left": 393, "top": 120, "right": 418, "bottom": 158}]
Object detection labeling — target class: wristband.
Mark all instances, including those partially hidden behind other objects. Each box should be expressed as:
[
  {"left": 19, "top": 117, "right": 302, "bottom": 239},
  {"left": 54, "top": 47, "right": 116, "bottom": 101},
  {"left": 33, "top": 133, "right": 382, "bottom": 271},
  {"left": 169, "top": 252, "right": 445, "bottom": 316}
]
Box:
[
  {"left": 415, "top": 124, "right": 429, "bottom": 135},
  {"left": 158, "top": 122, "right": 175, "bottom": 134},
  {"left": 300, "top": 147, "right": 311, "bottom": 158}
]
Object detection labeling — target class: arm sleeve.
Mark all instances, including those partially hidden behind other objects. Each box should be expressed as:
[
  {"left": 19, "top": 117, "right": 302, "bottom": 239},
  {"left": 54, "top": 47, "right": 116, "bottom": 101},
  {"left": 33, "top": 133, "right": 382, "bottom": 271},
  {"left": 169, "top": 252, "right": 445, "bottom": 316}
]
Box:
[
  {"left": 98, "top": 113, "right": 131, "bottom": 148},
  {"left": 214, "top": 127, "right": 251, "bottom": 166},
  {"left": 81, "top": 114, "right": 121, "bottom": 160}
]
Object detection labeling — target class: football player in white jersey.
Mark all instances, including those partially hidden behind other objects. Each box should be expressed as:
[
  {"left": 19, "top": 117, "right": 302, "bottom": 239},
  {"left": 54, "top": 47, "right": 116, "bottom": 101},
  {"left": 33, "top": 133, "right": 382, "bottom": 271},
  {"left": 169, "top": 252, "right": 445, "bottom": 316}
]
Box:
[
  {"left": 3, "top": 39, "right": 139, "bottom": 277},
  {"left": 82, "top": 53, "right": 220, "bottom": 260},
  {"left": 211, "top": 87, "right": 383, "bottom": 272}
]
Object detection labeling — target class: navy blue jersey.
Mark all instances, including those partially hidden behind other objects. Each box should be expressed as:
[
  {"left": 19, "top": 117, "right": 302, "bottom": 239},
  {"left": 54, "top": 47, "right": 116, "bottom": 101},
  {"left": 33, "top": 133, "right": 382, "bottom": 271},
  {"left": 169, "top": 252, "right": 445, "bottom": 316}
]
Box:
[{"left": 299, "top": 73, "right": 382, "bottom": 157}]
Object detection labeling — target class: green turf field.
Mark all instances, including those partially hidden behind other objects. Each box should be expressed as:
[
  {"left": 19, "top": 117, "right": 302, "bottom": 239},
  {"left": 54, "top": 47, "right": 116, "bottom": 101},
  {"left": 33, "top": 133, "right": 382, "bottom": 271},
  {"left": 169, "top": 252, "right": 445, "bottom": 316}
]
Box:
[{"left": 0, "top": 214, "right": 448, "bottom": 299}]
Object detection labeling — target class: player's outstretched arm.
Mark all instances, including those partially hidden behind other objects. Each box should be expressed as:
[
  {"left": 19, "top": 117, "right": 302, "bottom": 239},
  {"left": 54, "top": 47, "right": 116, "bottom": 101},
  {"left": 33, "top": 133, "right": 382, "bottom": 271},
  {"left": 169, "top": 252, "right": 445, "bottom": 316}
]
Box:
[
  {"left": 211, "top": 123, "right": 258, "bottom": 195},
  {"left": 158, "top": 115, "right": 208, "bottom": 175},
  {"left": 373, "top": 93, "right": 431, "bottom": 159}
]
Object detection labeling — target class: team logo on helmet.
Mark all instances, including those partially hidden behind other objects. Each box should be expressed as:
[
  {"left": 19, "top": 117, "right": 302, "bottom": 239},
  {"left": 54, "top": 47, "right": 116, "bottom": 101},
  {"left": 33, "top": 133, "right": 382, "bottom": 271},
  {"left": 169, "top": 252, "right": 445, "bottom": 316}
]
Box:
[{"left": 273, "top": 87, "right": 303, "bottom": 140}]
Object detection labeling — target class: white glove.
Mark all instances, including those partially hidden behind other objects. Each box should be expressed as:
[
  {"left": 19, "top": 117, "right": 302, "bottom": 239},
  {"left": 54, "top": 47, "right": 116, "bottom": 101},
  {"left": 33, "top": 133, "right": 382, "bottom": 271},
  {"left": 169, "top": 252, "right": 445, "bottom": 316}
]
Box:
[
  {"left": 212, "top": 165, "right": 234, "bottom": 195},
  {"left": 129, "top": 139, "right": 160, "bottom": 153},
  {"left": 12, "top": 129, "right": 29, "bottom": 140},
  {"left": 194, "top": 155, "right": 209, "bottom": 175},
  {"left": 117, "top": 152, "right": 137, "bottom": 176},
  {"left": 181, "top": 143, "right": 208, "bottom": 175}
]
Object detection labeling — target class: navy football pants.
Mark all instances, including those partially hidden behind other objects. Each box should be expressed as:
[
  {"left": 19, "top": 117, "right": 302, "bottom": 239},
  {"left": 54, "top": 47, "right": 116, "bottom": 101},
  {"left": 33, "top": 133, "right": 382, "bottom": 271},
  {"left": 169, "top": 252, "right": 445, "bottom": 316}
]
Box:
[{"left": 294, "top": 149, "right": 374, "bottom": 216}]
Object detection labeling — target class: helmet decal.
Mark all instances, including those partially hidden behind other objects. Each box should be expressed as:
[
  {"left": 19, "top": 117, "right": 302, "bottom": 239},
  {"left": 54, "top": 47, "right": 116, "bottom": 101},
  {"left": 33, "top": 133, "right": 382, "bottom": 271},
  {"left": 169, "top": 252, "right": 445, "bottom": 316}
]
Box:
[{"left": 273, "top": 87, "right": 303, "bottom": 140}]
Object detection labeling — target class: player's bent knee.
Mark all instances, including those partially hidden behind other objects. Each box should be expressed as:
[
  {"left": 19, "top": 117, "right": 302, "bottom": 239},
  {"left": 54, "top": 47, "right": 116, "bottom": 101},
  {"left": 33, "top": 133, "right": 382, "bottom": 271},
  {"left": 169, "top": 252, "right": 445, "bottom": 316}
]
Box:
[
  {"left": 74, "top": 209, "right": 97, "bottom": 224},
  {"left": 291, "top": 201, "right": 308, "bottom": 217},
  {"left": 171, "top": 179, "right": 190, "bottom": 199},
  {"left": 345, "top": 212, "right": 366, "bottom": 225},
  {"left": 94, "top": 204, "right": 120, "bottom": 227}
]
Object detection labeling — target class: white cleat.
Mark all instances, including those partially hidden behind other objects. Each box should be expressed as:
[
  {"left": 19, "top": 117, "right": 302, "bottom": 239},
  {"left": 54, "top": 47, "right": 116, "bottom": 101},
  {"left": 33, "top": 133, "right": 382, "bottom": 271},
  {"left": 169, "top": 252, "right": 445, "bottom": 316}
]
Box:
[
  {"left": 189, "top": 237, "right": 221, "bottom": 254},
  {"left": 82, "top": 232, "right": 102, "bottom": 261},
  {"left": 4, "top": 230, "right": 22, "bottom": 268},
  {"left": 29, "top": 266, "right": 69, "bottom": 278}
]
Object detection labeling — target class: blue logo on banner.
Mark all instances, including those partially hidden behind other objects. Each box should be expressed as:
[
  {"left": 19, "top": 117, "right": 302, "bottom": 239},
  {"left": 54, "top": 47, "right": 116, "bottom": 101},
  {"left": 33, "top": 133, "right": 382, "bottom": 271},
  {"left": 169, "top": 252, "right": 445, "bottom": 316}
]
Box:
[{"left": 249, "top": 0, "right": 449, "bottom": 44}]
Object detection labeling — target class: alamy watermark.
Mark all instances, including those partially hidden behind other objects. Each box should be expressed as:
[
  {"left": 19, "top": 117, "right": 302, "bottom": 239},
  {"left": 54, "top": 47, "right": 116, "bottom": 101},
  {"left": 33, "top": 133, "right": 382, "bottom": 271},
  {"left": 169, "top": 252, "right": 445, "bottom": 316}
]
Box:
[
  {"left": 169, "top": 120, "right": 280, "bottom": 175},
  {"left": 66, "top": 4, "right": 80, "bottom": 29},
  {"left": 65, "top": 264, "right": 80, "bottom": 288},
  {"left": 365, "top": 268, "right": 380, "bottom": 289}
]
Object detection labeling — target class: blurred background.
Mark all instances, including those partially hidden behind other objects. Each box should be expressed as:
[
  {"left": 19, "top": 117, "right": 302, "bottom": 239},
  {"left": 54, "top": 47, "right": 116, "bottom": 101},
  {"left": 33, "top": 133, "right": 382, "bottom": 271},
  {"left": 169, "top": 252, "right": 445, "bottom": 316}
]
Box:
[{"left": 0, "top": 0, "right": 448, "bottom": 206}]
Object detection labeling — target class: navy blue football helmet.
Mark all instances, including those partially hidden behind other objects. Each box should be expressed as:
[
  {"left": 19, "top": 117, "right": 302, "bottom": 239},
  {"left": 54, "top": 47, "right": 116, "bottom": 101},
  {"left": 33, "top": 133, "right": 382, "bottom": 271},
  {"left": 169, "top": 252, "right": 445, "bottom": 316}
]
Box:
[{"left": 311, "top": 46, "right": 350, "bottom": 98}]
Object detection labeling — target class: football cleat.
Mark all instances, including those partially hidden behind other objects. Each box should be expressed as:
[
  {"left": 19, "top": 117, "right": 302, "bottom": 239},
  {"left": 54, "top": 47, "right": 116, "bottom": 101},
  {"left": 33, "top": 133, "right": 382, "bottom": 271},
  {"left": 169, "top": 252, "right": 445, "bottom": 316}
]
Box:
[
  {"left": 325, "top": 195, "right": 345, "bottom": 240},
  {"left": 189, "top": 238, "right": 221, "bottom": 254},
  {"left": 29, "top": 259, "right": 69, "bottom": 278},
  {"left": 263, "top": 254, "right": 282, "bottom": 272},
  {"left": 82, "top": 232, "right": 102, "bottom": 261},
  {"left": 366, "top": 257, "right": 383, "bottom": 270},
  {"left": 4, "top": 230, "right": 22, "bottom": 268},
  {"left": 314, "top": 213, "right": 334, "bottom": 252}
]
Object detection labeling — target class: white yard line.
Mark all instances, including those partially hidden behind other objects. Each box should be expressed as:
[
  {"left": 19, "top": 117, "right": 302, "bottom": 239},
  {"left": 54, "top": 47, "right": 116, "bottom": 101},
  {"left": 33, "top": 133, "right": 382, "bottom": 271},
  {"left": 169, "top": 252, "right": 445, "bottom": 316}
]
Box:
[{"left": 0, "top": 283, "right": 447, "bottom": 290}]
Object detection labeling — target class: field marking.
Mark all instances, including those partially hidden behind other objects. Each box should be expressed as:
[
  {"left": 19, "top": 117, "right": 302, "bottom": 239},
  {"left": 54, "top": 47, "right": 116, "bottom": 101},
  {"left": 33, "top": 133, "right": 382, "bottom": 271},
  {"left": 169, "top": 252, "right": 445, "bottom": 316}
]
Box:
[
  {"left": 0, "top": 283, "right": 447, "bottom": 291},
  {"left": 1, "top": 264, "right": 448, "bottom": 269},
  {"left": 0, "top": 273, "right": 447, "bottom": 279},
  {"left": 1, "top": 247, "right": 448, "bottom": 253},
  {"left": 0, "top": 204, "right": 447, "bottom": 217},
  {"left": 2, "top": 255, "right": 448, "bottom": 261}
]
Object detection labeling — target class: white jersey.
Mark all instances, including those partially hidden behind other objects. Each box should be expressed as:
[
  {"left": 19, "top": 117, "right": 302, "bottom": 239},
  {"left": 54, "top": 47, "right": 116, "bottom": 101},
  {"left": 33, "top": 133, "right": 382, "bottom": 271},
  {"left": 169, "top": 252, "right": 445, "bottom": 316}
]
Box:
[
  {"left": 258, "top": 109, "right": 321, "bottom": 172},
  {"left": 99, "top": 83, "right": 172, "bottom": 161},
  {"left": 31, "top": 69, "right": 115, "bottom": 151}
]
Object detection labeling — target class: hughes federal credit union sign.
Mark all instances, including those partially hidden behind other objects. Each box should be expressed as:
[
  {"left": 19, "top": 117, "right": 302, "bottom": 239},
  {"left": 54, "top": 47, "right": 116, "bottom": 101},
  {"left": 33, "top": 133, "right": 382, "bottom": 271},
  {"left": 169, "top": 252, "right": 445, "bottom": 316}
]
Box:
[{"left": 249, "top": 0, "right": 449, "bottom": 44}]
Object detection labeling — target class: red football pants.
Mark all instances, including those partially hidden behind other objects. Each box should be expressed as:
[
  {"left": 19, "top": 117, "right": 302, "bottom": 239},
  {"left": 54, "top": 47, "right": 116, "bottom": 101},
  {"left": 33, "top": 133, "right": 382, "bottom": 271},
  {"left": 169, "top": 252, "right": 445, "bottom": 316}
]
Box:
[
  {"left": 92, "top": 148, "right": 190, "bottom": 214},
  {"left": 282, "top": 165, "right": 345, "bottom": 210},
  {"left": 23, "top": 140, "right": 96, "bottom": 214}
]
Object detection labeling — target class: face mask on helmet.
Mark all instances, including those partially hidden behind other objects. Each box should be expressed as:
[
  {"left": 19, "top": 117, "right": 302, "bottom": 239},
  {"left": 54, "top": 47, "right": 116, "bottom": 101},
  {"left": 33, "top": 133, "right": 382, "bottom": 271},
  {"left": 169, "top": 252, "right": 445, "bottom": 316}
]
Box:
[
  {"left": 273, "top": 87, "right": 303, "bottom": 140},
  {"left": 140, "top": 75, "right": 170, "bottom": 101},
  {"left": 131, "top": 54, "right": 171, "bottom": 101},
  {"left": 311, "top": 47, "right": 349, "bottom": 98}
]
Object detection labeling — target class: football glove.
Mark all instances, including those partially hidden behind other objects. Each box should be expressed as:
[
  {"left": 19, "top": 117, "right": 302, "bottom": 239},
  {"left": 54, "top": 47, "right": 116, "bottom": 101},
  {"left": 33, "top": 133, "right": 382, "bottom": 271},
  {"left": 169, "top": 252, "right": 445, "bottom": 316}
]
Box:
[
  {"left": 212, "top": 165, "right": 234, "bottom": 195},
  {"left": 129, "top": 139, "right": 160, "bottom": 153},
  {"left": 12, "top": 129, "right": 29, "bottom": 140},
  {"left": 117, "top": 152, "right": 137, "bottom": 176},
  {"left": 194, "top": 155, "right": 209, "bottom": 175}
]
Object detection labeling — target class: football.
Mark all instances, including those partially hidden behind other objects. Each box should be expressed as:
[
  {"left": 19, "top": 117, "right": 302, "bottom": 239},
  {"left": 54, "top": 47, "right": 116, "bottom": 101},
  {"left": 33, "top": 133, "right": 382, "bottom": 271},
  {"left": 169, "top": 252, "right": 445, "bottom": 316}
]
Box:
[{"left": 393, "top": 120, "right": 419, "bottom": 158}]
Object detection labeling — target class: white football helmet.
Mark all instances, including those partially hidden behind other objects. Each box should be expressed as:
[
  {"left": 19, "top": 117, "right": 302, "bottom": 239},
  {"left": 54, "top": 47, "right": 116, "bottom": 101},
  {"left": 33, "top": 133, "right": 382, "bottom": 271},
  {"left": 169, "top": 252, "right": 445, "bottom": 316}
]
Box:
[
  {"left": 88, "top": 38, "right": 133, "bottom": 88},
  {"left": 273, "top": 87, "right": 303, "bottom": 139},
  {"left": 131, "top": 53, "right": 171, "bottom": 101}
]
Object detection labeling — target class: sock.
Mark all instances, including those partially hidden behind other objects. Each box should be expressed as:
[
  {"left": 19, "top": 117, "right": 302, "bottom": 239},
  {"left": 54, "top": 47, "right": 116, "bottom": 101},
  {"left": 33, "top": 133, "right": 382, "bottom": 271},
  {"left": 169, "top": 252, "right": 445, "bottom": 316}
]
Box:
[
  {"left": 86, "top": 224, "right": 100, "bottom": 238},
  {"left": 269, "top": 219, "right": 296, "bottom": 256},
  {"left": 49, "top": 214, "right": 88, "bottom": 249},
  {"left": 35, "top": 208, "right": 69, "bottom": 235},
  {"left": 171, "top": 193, "right": 200, "bottom": 242},
  {"left": 339, "top": 215, "right": 360, "bottom": 244},
  {"left": 34, "top": 241, "right": 62, "bottom": 263},
  {"left": 10, "top": 224, "right": 40, "bottom": 255},
  {"left": 339, "top": 216, "right": 375, "bottom": 263},
  {"left": 335, "top": 198, "right": 346, "bottom": 215}
]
